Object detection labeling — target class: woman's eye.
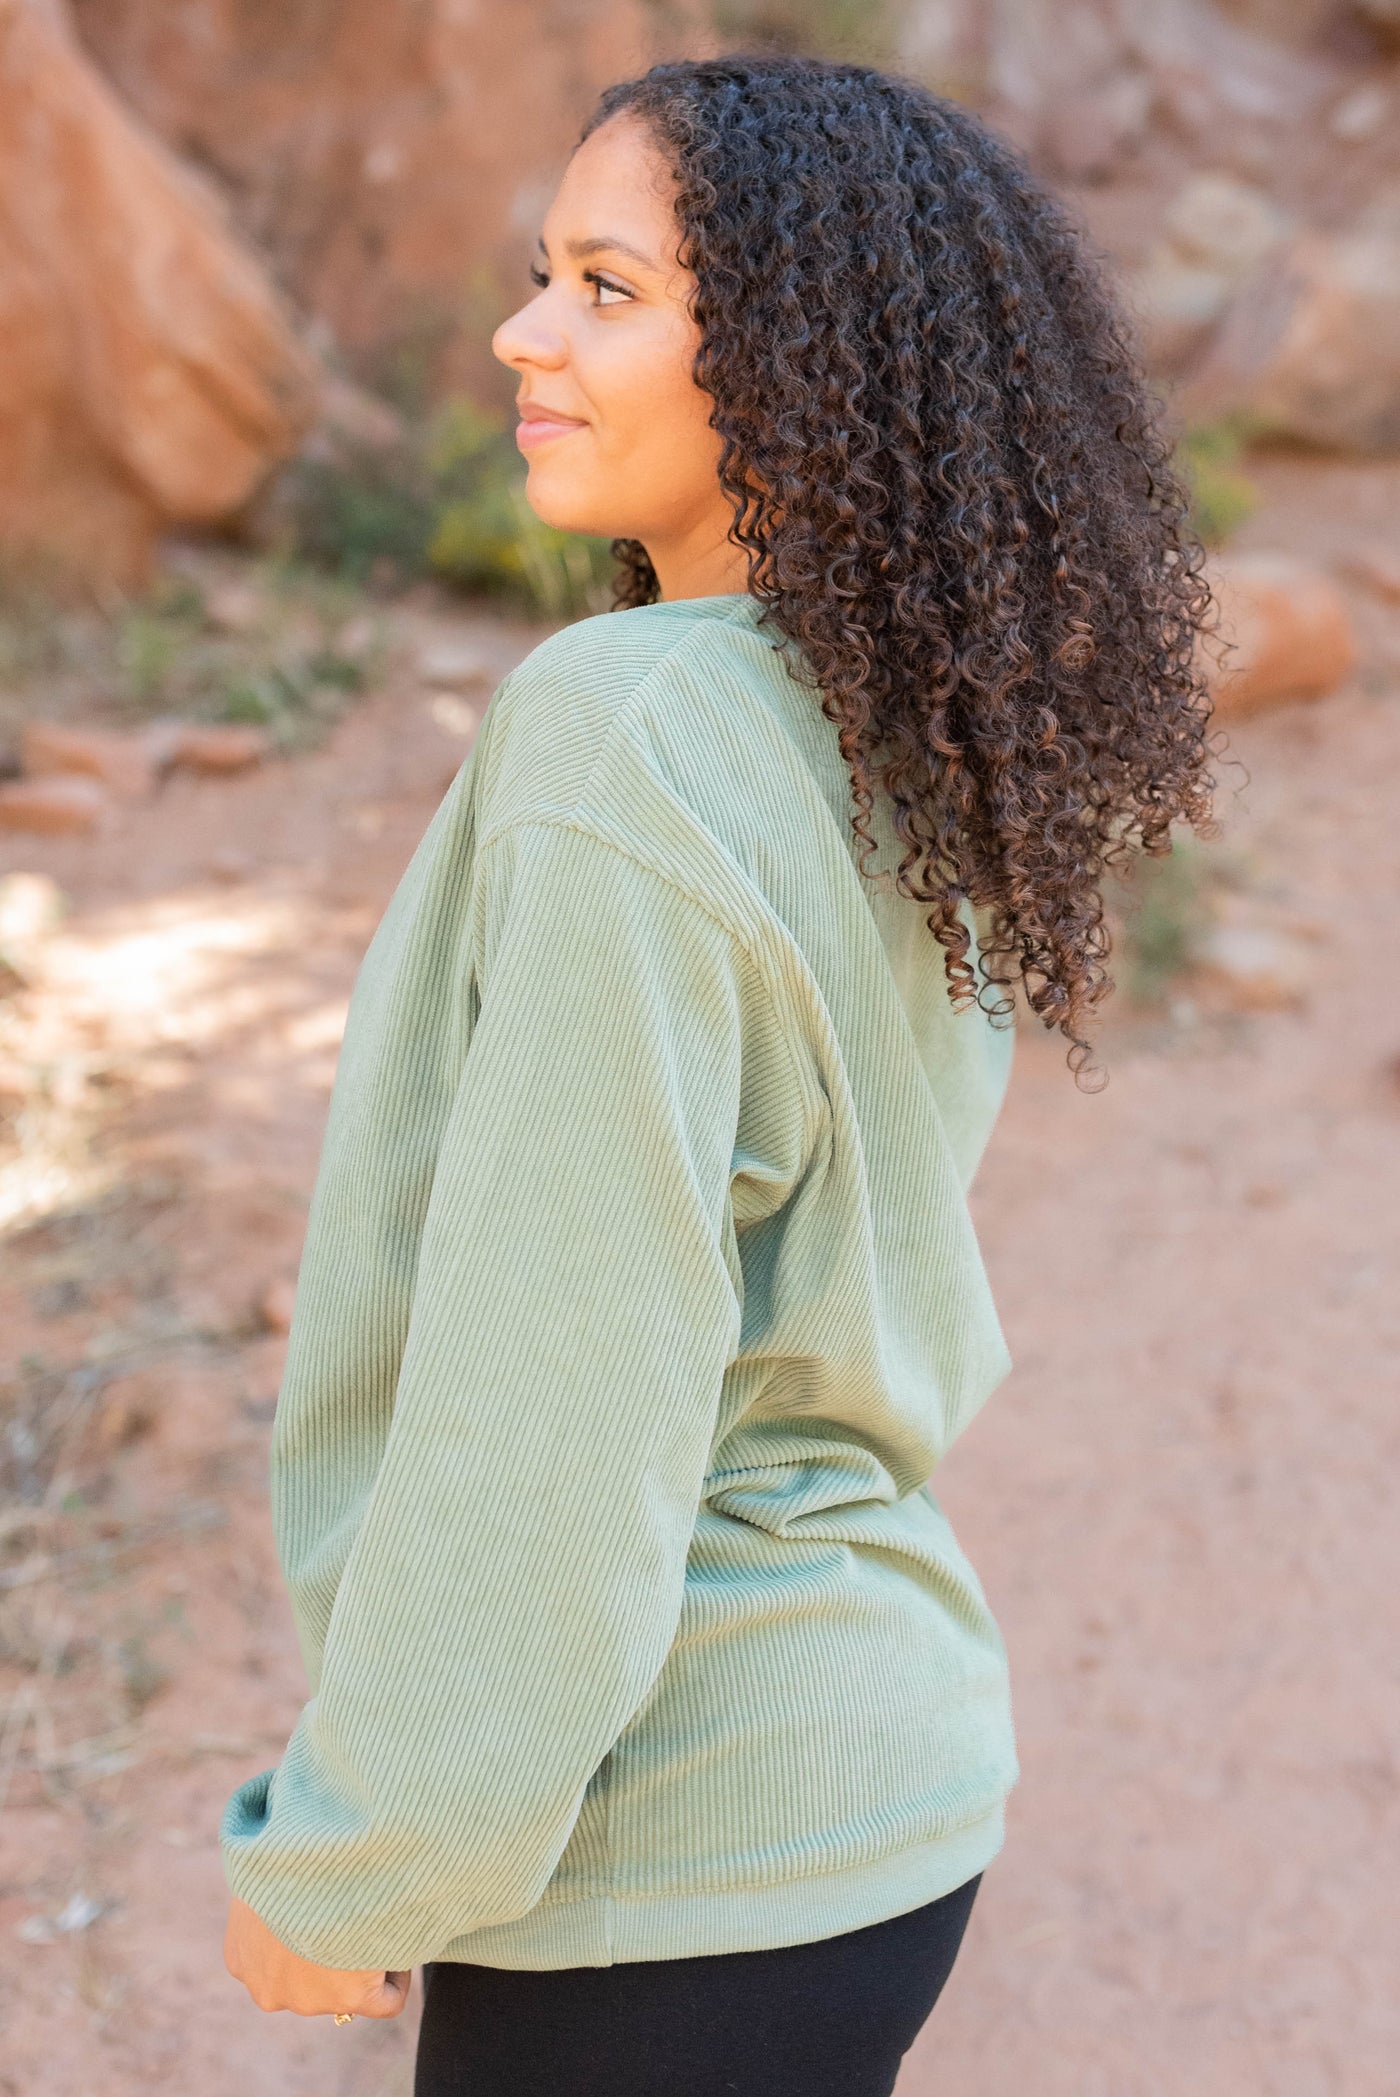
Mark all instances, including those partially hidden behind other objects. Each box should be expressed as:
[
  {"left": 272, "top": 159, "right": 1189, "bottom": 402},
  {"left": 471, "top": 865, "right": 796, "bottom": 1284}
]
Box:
[
  {"left": 584, "top": 271, "right": 632, "bottom": 308},
  {"left": 527, "top": 262, "right": 631, "bottom": 305}
]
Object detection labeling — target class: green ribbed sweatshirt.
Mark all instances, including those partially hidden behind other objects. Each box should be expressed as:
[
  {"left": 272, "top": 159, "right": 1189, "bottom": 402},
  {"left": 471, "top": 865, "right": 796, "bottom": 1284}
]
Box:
[{"left": 218, "top": 590, "right": 1019, "bottom": 1972}]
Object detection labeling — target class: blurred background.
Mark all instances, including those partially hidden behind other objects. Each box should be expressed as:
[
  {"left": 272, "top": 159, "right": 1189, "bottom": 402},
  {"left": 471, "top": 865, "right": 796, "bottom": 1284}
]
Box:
[{"left": 1, "top": 3, "right": 1397, "bottom": 2092}]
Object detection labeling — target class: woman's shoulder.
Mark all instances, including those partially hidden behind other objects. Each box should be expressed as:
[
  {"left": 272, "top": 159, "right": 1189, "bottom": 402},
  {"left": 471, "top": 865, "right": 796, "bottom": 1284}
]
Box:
[{"left": 472, "top": 597, "right": 763, "bottom": 842}]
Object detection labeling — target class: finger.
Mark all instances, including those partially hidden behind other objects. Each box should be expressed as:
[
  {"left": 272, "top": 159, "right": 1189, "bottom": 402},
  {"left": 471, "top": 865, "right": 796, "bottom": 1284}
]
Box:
[
  {"left": 261, "top": 1967, "right": 390, "bottom": 2018},
  {"left": 356, "top": 1970, "right": 412, "bottom": 2019}
]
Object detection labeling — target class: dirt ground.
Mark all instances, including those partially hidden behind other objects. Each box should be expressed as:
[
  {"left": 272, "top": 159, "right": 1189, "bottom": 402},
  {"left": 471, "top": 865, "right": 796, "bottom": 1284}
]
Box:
[{"left": 1, "top": 461, "right": 1397, "bottom": 2095}]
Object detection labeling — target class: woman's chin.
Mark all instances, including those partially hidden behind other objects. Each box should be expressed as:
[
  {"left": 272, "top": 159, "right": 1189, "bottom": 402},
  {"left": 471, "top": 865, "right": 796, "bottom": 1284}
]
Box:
[{"left": 521, "top": 469, "right": 626, "bottom": 541}]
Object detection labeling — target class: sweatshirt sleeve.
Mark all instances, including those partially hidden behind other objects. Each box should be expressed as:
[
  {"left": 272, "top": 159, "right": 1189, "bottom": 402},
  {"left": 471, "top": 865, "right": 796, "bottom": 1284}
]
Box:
[{"left": 218, "top": 816, "right": 764, "bottom": 1971}]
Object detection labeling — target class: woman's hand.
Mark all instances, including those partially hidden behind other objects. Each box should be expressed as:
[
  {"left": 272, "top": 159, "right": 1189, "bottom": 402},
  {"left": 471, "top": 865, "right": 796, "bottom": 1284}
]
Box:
[{"left": 223, "top": 1897, "right": 411, "bottom": 2018}]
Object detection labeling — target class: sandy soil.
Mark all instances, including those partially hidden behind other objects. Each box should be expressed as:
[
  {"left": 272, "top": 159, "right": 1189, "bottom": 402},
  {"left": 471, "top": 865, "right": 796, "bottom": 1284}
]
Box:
[{"left": 1, "top": 474, "right": 1397, "bottom": 2095}]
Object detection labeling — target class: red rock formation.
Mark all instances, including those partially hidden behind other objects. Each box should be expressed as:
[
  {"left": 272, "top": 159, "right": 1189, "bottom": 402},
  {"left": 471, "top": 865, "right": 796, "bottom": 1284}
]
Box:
[
  {"left": 1183, "top": 220, "right": 1400, "bottom": 454},
  {"left": 19, "top": 722, "right": 159, "bottom": 799},
  {"left": 68, "top": 0, "right": 706, "bottom": 401},
  {"left": 0, "top": 0, "right": 321, "bottom": 591},
  {"left": 0, "top": 773, "right": 108, "bottom": 834},
  {"left": 1206, "top": 551, "right": 1359, "bottom": 717}
]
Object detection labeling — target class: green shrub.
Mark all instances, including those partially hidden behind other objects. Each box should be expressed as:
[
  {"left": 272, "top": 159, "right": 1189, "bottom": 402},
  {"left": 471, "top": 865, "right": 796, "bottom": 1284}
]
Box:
[
  {"left": 712, "top": 0, "right": 893, "bottom": 59},
  {"left": 1112, "top": 836, "right": 1216, "bottom": 1004},
  {"left": 1176, "top": 416, "right": 1260, "bottom": 548},
  {"left": 279, "top": 441, "right": 436, "bottom": 585},
  {"left": 0, "top": 550, "right": 380, "bottom": 761},
  {"left": 278, "top": 393, "right": 615, "bottom": 619},
  {"left": 216, "top": 652, "right": 367, "bottom": 751},
  {"left": 115, "top": 583, "right": 204, "bottom": 702},
  {"left": 422, "top": 400, "right": 531, "bottom": 591}
]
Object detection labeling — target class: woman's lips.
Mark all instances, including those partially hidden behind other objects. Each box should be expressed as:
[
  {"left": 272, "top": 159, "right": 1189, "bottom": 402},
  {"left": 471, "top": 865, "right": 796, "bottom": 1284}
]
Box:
[{"left": 515, "top": 411, "right": 589, "bottom": 452}]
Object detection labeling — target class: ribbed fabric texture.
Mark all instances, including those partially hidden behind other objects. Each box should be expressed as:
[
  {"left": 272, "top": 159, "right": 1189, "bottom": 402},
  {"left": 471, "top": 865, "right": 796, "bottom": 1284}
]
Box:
[{"left": 218, "top": 591, "right": 1019, "bottom": 1973}]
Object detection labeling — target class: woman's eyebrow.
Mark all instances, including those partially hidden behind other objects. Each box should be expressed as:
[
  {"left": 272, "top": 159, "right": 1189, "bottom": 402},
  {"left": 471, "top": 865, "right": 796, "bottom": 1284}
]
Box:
[{"left": 536, "top": 233, "right": 659, "bottom": 270}]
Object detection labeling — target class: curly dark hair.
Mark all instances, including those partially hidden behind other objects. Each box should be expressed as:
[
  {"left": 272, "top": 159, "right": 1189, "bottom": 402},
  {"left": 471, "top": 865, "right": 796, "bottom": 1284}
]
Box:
[{"left": 579, "top": 53, "right": 1218, "bottom": 1082}]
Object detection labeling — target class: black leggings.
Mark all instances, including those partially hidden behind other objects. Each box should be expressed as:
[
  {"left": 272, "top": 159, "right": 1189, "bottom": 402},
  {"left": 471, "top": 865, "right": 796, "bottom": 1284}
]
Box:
[{"left": 414, "top": 1873, "right": 981, "bottom": 2097}]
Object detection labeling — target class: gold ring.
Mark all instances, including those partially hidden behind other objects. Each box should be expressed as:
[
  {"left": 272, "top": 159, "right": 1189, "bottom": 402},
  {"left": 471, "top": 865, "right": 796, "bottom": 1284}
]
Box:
[{"left": 333, "top": 2012, "right": 354, "bottom": 2025}]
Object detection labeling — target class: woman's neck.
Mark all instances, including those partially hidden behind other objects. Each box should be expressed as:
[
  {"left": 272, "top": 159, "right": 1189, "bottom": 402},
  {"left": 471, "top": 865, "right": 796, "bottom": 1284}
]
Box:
[{"left": 642, "top": 525, "right": 751, "bottom": 604}]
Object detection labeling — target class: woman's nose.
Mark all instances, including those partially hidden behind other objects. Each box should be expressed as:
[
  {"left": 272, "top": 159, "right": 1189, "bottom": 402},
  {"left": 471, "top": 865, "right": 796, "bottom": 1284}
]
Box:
[{"left": 491, "top": 300, "right": 566, "bottom": 372}]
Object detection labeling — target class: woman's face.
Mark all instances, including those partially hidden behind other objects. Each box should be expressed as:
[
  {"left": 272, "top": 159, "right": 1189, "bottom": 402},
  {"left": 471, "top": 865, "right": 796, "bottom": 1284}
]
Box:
[{"left": 491, "top": 111, "right": 746, "bottom": 601}]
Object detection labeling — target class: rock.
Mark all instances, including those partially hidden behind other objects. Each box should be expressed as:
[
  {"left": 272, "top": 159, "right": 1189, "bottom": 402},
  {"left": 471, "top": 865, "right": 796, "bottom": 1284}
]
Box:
[
  {"left": 206, "top": 845, "right": 257, "bottom": 882},
  {"left": 1040, "top": 67, "right": 1154, "bottom": 184},
  {"left": 428, "top": 693, "right": 481, "bottom": 740},
  {"left": 301, "top": 375, "right": 410, "bottom": 466},
  {"left": 0, "top": 773, "right": 107, "bottom": 834},
  {"left": 0, "top": 878, "right": 36, "bottom": 987},
  {"left": 1132, "top": 258, "right": 1242, "bottom": 373},
  {"left": 135, "top": 716, "right": 190, "bottom": 772},
  {"left": 20, "top": 720, "right": 158, "bottom": 798},
  {"left": 129, "top": 715, "right": 269, "bottom": 775},
  {"left": 1161, "top": 174, "right": 1290, "bottom": 279},
  {"left": 202, "top": 579, "right": 265, "bottom": 636},
  {"left": 1340, "top": 550, "right": 1400, "bottom": 603},
  {"left": 1328, "top": 84, "right": 1390, "bottom": 142},
  {"left": 0, "top": 0, "right": 322, "bottom": 592},
  {"left": 1206, "top": 554, "right": 1358, "bottom": 718},
  {"left": 1120, "top": 0, "right": 1326, "bottom": 156},
  {"left": 93, "top": 1376, "right": 158, "bottom": 1450},
  {"left": 16, "top": 1891, "right": 109, "bottom": 1943},
  {"left": 1357, "top": 182, "right": 1400, "bottom": 243},
  {"left": 164, "top": 724, "right": 270, "bottom": 774},
  {"left": 259, "top": 1278, "right": 297, "bottom": 1334},
  {"left": 337, "top": 615, "right": 378, "bottom": 658},
  {"left": 70, "top": 0, "right": 673, "bottom": 403},
  {"left": 417, "top": 641, "right": 493, "bottom": 691},
  {"left": 1353, "top": 0, "right": 1400, "bottom": 43},
  {"left": 1194, "top": 923, "right": 1310, "bottom": 1012},
  {"left": 1130, "top": 176, "right": 1291, "bottom": 373},
  {"left": 0, "top": 871, "right": 66, "bottom": 945},
  {"left": 1184, "top": 230, "right": 1400, "bottom": 455}
]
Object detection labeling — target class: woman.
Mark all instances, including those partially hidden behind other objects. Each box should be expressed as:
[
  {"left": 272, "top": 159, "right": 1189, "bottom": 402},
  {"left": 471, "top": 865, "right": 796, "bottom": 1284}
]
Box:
[{"left": 220, "top": 52, "right": 1215, "bottom": 2096}]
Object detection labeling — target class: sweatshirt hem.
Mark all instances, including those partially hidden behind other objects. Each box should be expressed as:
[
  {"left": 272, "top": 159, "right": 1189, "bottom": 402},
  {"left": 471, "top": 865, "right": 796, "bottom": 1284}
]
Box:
[{"left": 430, "top": 1805, "right": 1005, "bottom": 1970}]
